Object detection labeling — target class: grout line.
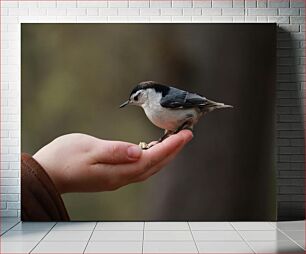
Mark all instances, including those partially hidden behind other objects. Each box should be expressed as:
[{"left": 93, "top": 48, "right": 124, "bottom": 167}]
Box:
[
  {"left": 136, "top": 229, "right": 191, "bottom": 231},
  {"left": 268, "top": 221, "right": 277, "bottom": 229},
  {"left": 82, "top": 240, "right": 195, "bottom": 242},
  {"left": 229, "top": 222, "right": 256, "bottom": 254},
  {"left": 276, "top": 227, "right": 305, "bottom": 251},
  {"left": 141, "top": 221, "right": 145, "bottom": 254},
  {"left": 83, "top": 222, "right": 97, "bottom": 254},
  {"left": 187, "top": 222, "right": 199, "bottom": 254},
  {"left": 85, "top": 229, "right": 148, "bottom": 231},
  {"left": 29, "top": 222, "right": 57, "bottom": 254},
  {"left": 229, "top": 221, "right": 236, "bottom": 231},
  {"left": 0, "top": 220, "right": 20, "bottom": 236}
]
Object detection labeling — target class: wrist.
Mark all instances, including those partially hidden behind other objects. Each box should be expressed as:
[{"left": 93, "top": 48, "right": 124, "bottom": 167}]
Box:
[{"left": 33, "top": 152, "right": 67, "bottom": 194}]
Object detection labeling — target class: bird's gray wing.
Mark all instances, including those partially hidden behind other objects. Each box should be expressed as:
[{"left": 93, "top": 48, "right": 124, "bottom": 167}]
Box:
[{"left": 160, "top": 87, "right": 207, "bottom": 109}]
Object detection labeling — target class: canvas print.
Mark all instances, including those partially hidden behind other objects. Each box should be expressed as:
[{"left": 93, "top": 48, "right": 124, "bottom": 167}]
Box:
[{"left": 22, "top": 24, "right": 276, "bottom": 221}]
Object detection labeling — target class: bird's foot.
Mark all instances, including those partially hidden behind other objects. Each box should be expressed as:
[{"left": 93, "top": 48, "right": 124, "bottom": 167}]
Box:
[
  {"left": 182, "top": 126, "right": 194, "bottom": 132},
  {"left": 139, "top": 142, "right": 150, "bottom": 150},
  {"left": 174, "top": 121, "right": 194, "bottom": 134},
  {"left": 174, "top": 126, "right": 194, "bottom": 134},
  {"left": 139, "top": 141, "right": 159, "bottom": 150}
]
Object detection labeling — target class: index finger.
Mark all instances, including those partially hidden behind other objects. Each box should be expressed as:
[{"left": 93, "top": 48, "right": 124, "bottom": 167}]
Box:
[
  {"left": 143, "top": 130, "right": 193, "bottom": 166},
  {"left": 117, "top": 130, "right": 193, "bottom": 177}
]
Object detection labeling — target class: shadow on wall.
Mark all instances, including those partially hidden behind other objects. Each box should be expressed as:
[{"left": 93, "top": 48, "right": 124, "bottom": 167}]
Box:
[{"left": 276, "top": 27, "right": 305, "bottom": 220}]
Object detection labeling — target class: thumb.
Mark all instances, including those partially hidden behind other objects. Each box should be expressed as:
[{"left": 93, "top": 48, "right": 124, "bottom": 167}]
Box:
[{"left": 94, "top": 140, "right": 143, "bottom": 164}]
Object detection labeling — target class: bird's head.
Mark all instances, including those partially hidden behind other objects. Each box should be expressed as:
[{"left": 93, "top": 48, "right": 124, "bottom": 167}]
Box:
[
  {"left": 119, "top": 81, "right": 168, "bottom": 108},
  {"left": 119, "top": 85, "right": 146, "bottom": 108}
]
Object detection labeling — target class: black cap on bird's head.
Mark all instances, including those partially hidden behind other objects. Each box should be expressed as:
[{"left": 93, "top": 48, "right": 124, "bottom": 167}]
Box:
[
  {"left": 133, "top": 81, "right": 170, "bottom": 96},
  {"left": 119, "top": 81, "right": 170, "bottom": 108}
]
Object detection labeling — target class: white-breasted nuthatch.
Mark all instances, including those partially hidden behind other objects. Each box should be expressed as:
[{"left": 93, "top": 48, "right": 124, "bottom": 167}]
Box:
[{"left": 120, "top": 81, "right": 233, "bottom": 149}]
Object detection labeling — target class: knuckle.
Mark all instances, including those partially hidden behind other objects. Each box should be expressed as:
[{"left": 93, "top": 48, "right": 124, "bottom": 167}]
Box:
[
  {"left": 105, "top": 177, "right": 121, "bottom": 191},
  {"left": 110, "top": 185, "right": 120, "bottom": 191},
  {"left": 109, "top": 144, "right": 120, "bottom": 162},
  {"left": 137, "top": 173, "right": 149, "bottom": 182},
  {"left": 111, "top": 145, "right": 117, "bottom": 155},
  {"left": 151, "top": 169, "right": 159, "bottom": 177},
  {"left": 112, "top": 144, "right": 119, "bottom": 155},
  {"left": 145, "top": 159, "right": 155, "bottom": 171},
  {"left": 133, "top": 166, "right": 146, "bottom": 176},
  {"left": 108, "top": 182, "right": 121, "bottom": 191},
  {"left": 132, "top": 167, "right": 146, "bottom": 177},
  {"left": 137, "top": 166, "right": 160, "bottom": 182},
  {"left": 106, "top": 186, "right": 117, "bottom": 191},
  {"left": 129, "top": 163, "right": 151, "bottom": 177}
]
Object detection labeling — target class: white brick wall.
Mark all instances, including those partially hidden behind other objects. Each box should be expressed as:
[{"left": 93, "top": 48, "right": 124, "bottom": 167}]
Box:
[{"left": 0, "top": 0, "right": 305, "bottom": 219}]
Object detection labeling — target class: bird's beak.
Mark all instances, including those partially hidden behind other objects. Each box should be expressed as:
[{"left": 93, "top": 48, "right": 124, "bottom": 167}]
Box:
[{"left": 119, "top": 100, "right": 130, "bottom": 108}]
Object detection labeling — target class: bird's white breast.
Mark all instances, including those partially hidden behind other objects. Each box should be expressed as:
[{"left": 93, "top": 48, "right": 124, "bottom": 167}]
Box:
[{"left": 141, "top": 89, "right": 198, "bottom": 131}]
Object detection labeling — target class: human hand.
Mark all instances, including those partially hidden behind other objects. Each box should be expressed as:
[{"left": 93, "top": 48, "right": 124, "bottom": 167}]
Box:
[{"left": 33, "top": 131, "right": 193, "bottom": 194}]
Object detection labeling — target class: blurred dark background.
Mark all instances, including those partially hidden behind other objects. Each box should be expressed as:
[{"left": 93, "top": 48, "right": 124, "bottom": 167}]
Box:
[{"left": 22, "top": 24, "right": 276, "bottom": 220}]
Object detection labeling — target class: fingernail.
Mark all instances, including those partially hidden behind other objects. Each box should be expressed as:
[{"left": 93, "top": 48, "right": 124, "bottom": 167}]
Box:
[{"left": 127, "top": 146, "right": 142, "bottom": 159}]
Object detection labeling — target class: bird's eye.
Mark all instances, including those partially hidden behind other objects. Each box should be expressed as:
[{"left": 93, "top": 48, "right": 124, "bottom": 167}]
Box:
[{"left": 134, "top": 93, "right": 140, "bottom": 101}]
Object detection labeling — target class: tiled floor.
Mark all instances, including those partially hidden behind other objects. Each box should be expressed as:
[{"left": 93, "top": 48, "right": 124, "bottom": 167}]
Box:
[{"left": 0, "top": 218, "right": 304, "bottom": 253}]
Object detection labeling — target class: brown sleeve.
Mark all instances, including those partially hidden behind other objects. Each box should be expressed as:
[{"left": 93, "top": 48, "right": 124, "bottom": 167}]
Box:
[{"left": 21, "top": 153, "right": 70, "bottom": 221}]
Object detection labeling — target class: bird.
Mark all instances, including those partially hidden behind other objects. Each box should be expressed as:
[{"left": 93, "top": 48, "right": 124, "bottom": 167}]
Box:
[{"left": 120, "top": 81, "right": 233, "bottom": 149}]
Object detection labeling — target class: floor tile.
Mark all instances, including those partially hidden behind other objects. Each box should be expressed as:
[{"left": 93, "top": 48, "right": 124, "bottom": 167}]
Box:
[
  {"left": 52, "top": 222, "right": 96, "bottom": 231},
  {"left": 282, "top": 230, "right": 305, "bottom": 241},
  {"left": 1, "top": 241, "right": 37, "bottom": 253},
  {"left": 239, "top": 230, "right": 290, "bottom": 241},
  {"left": 0, "top": 229, "right": 7, "bottom": 235},
  {"left": 282, "top": 230, "right": 305, "bottom": 249},
  {"left": 276, "top": 221, "right": 305, "bottom": 231},
  {"left": 249, "top": 240, "right": 304, "bottom": 253},
  {"left": 193, "top": 230, "right": 242, "bottom": 241},
  {"left": 12, "top": 222, "right": 55, "bottom": 231},
  {"left": 42, "top": 230, "right": 92, "bottom": 242},
  {"left": 32, "top": 241, "right": 87, "bottom": 253},
  {"left": 144, "top": 230, "right": 193, "bottom": 241},
  {"left": 90, "top": 230, "right": 143, "bottom": 241},
  {"left": 85, "top": 241, "right": 142, "bottom": 253},
  {"left": 0, "top": 221, "right": 21, "bottom": 234},
  {"left": 143, "top": 241, "right": 197, "bottom": 253},
  {"left": 189, "top": 222, "right": 234, "bottom": 231},
  {"left": 145, "top": 222, "right": 190, "bottom": 230},
  {"left": 1, "top": 225, "right": 15, "bottom": 235},
  {"left": 0, "top": 230, "right": 47, "bottom": 242},
  {"left": 95, "top": 222, "right": 143, "bottom": 231},
  {"left": 296, "top": 240, "right": 305, "bottom": 249},
  {"left": 269, "top": 221, "right": 277, "bottom": 228},
  {"left": 197, "top": 241, "right": 253, "bottom": 253},
  {"left": 232, "top": 222, "right": 276, "bottom": 230}
]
